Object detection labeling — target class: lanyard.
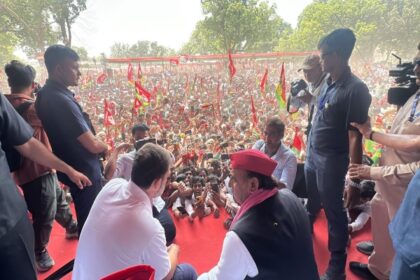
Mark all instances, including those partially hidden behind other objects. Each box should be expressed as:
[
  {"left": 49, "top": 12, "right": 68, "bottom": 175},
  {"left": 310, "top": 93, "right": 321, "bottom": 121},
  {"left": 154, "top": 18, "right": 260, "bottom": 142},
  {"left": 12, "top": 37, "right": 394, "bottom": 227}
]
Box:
[
  {"left": 409, "top": 92, "right": 420, "bottom": 122},
  {"left": 318, "top": 83, "right": 336, "bottom": 110}
]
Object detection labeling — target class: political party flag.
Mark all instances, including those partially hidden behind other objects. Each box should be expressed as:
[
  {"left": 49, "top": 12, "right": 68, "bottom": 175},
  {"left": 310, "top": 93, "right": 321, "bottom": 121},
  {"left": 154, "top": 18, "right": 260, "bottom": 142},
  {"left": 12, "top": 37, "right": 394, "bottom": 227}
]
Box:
[
  {"left": 260, "top": 68, "right": 268, "bottom": 94},
  {"left": 275, "top": 63, "right": 286, "bottom": 110},
  {"left": 228, "top": 50, "right": 236, "bottom": 81}
]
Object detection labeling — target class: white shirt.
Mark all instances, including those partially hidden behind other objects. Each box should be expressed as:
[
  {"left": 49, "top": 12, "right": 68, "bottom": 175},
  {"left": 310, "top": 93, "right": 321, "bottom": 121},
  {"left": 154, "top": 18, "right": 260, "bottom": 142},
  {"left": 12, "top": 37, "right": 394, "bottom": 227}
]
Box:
[
  {"left": 113, "top": 150, "right": 165, "bottom": 211},
  {"left": 73, "top": 179, "right": 170, "bottom": 280},
  {"left": 252, "top": 141, "right": 297, "bottom": 190},
  {"left": 198, "top": 231, "right": 258, "bottom": 280}
]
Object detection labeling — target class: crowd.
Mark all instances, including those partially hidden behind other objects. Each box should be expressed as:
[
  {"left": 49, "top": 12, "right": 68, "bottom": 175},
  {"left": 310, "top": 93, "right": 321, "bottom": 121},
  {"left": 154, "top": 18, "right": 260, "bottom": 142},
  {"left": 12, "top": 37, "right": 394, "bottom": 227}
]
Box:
[{"left": 0, "top": 27, "right": 419, "bottom": 280}]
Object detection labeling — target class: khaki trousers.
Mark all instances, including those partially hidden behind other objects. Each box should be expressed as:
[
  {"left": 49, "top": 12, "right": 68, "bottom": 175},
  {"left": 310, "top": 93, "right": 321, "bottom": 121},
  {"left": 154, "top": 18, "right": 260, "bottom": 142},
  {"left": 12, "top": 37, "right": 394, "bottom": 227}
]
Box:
[{"left": 368, "top": 180, "right": 406, "bottom": 280}]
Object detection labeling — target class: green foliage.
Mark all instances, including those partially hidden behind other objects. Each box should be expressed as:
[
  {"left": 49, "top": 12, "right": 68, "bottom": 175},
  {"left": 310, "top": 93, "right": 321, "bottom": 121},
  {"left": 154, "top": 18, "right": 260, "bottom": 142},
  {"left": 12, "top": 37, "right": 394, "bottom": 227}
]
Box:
[
  {"left": 110, "top": 41, "right": 175, "bottom": 58},
  {"left": 0, "top": 0, "right": 86, "bottom": 58},
  {"left": 277, "top": 0, "right": 420, "bottom": 60},
  {"left": 72, "top": 45, "right": 89, "bottom": 61},
  {"left": 181, "top": 0, "right": 291, "bottom": 54}
]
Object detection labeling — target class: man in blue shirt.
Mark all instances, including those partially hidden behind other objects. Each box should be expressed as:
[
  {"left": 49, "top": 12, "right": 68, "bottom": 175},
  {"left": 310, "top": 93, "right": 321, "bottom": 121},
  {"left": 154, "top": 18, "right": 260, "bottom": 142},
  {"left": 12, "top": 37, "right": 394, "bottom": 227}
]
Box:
[
  {"left": 253, "top": 117, "right": 297, "bottom": 190},
  {"left": 36, "top": 45, "right": 109, "bottom": 233},
  {"left": 305, "top": 29, "right": 371, "bottom": 280}
]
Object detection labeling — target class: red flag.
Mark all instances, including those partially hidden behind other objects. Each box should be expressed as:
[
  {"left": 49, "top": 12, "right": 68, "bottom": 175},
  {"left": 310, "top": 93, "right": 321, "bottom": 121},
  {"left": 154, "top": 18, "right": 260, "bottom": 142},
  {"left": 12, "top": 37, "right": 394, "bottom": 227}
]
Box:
[
  {"left": 169, "top": 58, "right": 180, "bottom": 65},
  {"left": 260, "top": 68, "right": 268, "bottom": 93},
  {"left": 134, "top": 81, "right": 151, "bottom": 102},
  {"left": 250, "top": 95, "right": 258, "bottom": 127},
  {"left": 127, "top": 63, "right": 134, "bottom": 82},
  {"left": 104, "top": 99, "right": 115, "bottom": 126},
  {"left": 228, "top": 50, "right": 236, "bottom": 81},
  {"left": 96, "top": 73, "right": 107, "bottom": 84},
  {"left": 292, "top": 127, "right": 303, "bottom": 151},
  {"left": 280, "top": 63, "right": 286, "bottom": 103},
  {"left": 132, "top": 97, "right": 142, "bottom": 115}
]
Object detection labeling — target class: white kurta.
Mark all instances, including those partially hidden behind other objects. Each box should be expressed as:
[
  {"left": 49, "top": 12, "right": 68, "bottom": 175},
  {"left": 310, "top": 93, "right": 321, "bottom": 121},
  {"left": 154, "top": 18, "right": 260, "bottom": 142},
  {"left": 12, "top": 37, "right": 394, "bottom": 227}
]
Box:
[
  {"left": 73, "top": 179, "right": 170, "bottom": 280},
  {"left": 198, "top": 231, "right": 258, "bottom": 280}
]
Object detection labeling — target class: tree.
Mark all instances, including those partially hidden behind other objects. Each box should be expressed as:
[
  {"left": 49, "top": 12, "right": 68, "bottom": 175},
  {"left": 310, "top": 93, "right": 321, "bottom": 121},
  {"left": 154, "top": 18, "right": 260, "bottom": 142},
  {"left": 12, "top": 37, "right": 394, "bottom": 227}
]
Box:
[
  {"left": 48, "top": 0, "right": 87, "bottom": 47},
  {"left": 181, "top": 0, "right": 291, "bottom": 54},
  {"left": 72, "top": 46, "right": 89, "bottom": 61},
  {"left": 0, "top": 0, "right": 86, "bottom": 58},
  {"left": 110, "top": 41, "right": 175, "bottom": 58},
  {"left": 277, "top": 0, "right": 420, "bottom": 61}
]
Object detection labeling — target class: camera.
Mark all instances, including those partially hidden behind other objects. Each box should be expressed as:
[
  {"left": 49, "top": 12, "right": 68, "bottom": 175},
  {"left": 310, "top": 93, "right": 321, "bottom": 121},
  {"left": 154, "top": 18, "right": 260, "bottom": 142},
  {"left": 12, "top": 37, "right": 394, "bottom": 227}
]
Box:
[
  {"left": 388, "top": 54, "right": 419, "bottom": 106},
  {"left": 290, "top": 79, "right": 308, "bottom": 97}
]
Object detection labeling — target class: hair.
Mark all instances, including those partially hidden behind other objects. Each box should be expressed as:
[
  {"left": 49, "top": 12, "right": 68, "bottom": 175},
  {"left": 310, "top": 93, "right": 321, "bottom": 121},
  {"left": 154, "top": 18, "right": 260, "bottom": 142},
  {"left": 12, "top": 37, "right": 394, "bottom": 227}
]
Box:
[
  {"left": 245, "top": 171, "right": 279, "bottom": 190},
  {"left": 318, "top": 28, "right": 356, "bottom": 61},
  {"left": 131, "top": 143, "right": 171, "bottom": 189},
  {"left": 131, "top": 124, "right": 148, "bottom": 135},
  {"left": 266, "top": 117, "right": 285, "bottom": 134},
  {"left": 360, "top": 181, "right": 376, "bottom": 200},
  {"left": 192, "top": 176, "right": 204, "bottom": 186},
  {"left": 5, "top": 60, "right": 36, "bottom": 93},
  {"left": 44, "top": 44, "right": 80, "bottom": 74}
]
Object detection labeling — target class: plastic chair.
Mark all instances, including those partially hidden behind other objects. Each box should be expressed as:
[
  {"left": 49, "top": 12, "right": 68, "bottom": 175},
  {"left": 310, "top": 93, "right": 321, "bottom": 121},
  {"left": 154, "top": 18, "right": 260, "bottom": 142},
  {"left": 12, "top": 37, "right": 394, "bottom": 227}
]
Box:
[{"left": 100, "top": 264, "right": 155, "bottom": 280}]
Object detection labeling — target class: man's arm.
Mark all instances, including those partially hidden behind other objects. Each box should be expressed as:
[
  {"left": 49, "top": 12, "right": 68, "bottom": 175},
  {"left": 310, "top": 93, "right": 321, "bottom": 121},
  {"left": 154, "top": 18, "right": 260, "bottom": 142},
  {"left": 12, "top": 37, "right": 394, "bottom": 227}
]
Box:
[
  {"left": 77, "top": 131, "right": 109, "bottom": 154},
  {"left": 15, "top": 137, "right": 91, "bottom": 188},
  {"left": 163, "top": 244, "right": 180, "bottom": 280},
  {"left": 103, "top": 143, "right": 132, "bottom": 180},
  {"left": 198, "top": 231, "right": 257, "bottom": 279},
  {"left": 351, "top": 117, "right": 420, "bottom": 152},
  {"left": 349, "top": 160, "right": 420, "bottom": 186},
  {"left": 345, "top": 130, "right": 363, "bottom": 208},
  {"left": 275, "top": 154, "right": 297, "bottom": 190}
]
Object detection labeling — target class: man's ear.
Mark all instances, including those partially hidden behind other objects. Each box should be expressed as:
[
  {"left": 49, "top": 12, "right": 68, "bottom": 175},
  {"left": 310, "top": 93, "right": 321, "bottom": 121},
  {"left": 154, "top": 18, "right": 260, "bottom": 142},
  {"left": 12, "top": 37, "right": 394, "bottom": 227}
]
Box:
[
  {"left": 150, "top": 177, "right": 163, "bottom": 193},
  {"left": 249, "top": 177, "right": 259, "bottom": 193}
]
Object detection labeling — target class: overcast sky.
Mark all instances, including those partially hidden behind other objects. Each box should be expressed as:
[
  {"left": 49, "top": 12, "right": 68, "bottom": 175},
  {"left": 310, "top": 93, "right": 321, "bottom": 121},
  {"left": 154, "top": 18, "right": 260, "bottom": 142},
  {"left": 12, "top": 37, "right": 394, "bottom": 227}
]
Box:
[{"left": 72, "top": 0, "right": 313, "bottom": 56}]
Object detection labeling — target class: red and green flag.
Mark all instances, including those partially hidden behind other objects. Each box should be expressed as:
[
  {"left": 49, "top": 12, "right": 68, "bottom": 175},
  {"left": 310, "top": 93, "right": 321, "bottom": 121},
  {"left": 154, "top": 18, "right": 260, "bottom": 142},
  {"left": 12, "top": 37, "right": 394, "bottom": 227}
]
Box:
[{"left": 275, "top": 63, "right": 286, "bottom": 110}]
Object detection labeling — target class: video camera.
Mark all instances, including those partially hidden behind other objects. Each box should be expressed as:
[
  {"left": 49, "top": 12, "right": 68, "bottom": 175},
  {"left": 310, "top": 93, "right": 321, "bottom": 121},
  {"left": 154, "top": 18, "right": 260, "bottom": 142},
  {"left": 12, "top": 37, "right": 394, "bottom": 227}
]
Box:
[
  {"left": 388, "top": 53, "right": 419, "bottom": 106},
  {"left": 290, "top": 79, "right": 309, "bottom": 97}
]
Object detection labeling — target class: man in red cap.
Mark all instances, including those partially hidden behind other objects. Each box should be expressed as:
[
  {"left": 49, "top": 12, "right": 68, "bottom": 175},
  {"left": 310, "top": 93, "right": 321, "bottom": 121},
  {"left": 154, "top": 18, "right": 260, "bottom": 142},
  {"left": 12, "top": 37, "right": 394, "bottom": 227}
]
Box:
[{"left": 198, "top": 149, "right": 318, "bottom": 280}]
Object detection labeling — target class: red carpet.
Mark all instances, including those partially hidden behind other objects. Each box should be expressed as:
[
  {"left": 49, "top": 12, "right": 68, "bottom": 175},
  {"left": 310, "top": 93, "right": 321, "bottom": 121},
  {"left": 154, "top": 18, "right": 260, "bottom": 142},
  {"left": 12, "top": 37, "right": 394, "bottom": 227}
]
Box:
[{"left": 39, "top": 208, "right": 370, "bottom": 280}]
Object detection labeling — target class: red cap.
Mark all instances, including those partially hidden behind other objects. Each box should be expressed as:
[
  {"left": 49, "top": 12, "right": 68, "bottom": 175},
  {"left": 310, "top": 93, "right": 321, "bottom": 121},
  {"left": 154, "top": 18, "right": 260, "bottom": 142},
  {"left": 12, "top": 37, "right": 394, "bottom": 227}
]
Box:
[{"left": 230, "top": 149, "right": 277, "bottom": 176}]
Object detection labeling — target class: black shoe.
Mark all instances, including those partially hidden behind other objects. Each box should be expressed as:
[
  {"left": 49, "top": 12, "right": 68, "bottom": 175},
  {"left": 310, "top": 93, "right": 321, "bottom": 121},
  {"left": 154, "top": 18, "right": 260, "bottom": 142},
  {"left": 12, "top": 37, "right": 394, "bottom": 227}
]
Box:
[
  {"left": 65, "top": 220, "right": 79, "bottom": 239},
  {"left": 320, "top": 273, "right": 345, "bottom": 280},
  {"left": 36, "top": 249, "right": 55, "bottom": 272},
  {"left": 349, "top": 262, "right": 378, "bottom": 280},
  {"left": 356, "top": 241, "right": 374, "bottom": 256}
]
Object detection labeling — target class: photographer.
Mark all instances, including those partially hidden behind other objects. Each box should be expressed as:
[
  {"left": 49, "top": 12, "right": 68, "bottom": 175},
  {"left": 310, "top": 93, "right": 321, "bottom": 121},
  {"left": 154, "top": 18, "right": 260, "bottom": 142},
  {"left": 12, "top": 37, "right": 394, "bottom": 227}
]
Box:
[
  {"left": 290, "top": 54, "right": 328, "bottom": 134},
  {"left": 349, "top": 43, "right": 420, "bottom": 280}
]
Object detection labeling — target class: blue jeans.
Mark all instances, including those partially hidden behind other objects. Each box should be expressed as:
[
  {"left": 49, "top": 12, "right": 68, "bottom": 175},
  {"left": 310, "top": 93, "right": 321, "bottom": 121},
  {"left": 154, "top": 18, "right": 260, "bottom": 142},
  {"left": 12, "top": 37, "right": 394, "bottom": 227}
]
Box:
[
  {"left": 305, "top": 148, "right": 349, "bottom": 275},
  {"left": 173, "top": 263, "right": 197, "bottom": 280},
  {"left": 391, "top": 254, "right": 420, "bottom": 280}
]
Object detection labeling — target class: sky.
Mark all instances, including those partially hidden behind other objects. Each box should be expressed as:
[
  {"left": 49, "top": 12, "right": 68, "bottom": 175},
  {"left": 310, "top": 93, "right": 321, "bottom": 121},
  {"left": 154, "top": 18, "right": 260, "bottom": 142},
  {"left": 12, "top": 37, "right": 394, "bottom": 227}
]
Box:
[{"left": 72, "top": 0, "right": 313, "bottom": 56}]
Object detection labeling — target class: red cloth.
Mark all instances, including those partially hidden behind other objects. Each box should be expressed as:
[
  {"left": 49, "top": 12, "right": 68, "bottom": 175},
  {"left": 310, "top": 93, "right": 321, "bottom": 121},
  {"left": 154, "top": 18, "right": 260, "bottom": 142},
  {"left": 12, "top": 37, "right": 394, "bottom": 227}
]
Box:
[
  {"left": 231, "top": 188, "right": 278, "bottom": 228},
  {"left": 230, "top": 149, "right": 277, "bottom": 176},
  {"left": 260, "top": 68, "right": 268, "bottom": 93},
  {"left": 228, "top": 51, "right": 236, "bottom": 80},
  {"left": 97, "top": 73, "right": 107, "bottom": 84},
  {"left": 127, "top": 63, "right": 134, "bottom": 82},
  {"left": 100, "top": 264, "right": 155, "bottom": 280},
  {"left": 250, "top": 95, "right": 258, "bottom": 127}
]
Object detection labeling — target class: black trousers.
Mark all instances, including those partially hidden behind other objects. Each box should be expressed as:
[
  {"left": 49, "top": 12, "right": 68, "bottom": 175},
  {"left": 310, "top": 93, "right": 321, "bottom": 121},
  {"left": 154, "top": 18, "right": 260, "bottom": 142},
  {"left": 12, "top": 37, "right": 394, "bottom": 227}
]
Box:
[
  {"left": 21, "top": 173, "right": 75, "bottom": 255},
  {"left": 69, "top": 179, "right": 102, "bottom": 235},
  {"left": 0, "top": 216, "right": 37, "bottom": 280},
  {"left": 153, "top": 206, "right": 176, "bottom": 245}
]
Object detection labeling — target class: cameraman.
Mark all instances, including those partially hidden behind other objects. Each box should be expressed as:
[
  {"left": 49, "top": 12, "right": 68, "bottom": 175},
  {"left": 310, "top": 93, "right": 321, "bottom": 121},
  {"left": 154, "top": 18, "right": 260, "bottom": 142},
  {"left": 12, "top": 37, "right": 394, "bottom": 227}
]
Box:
[
  {"left": 349, "top": 42, "right": 420, "bottom": 280},
  {"left": 290, "top": 54, "right": 328, "bottom": 134}
]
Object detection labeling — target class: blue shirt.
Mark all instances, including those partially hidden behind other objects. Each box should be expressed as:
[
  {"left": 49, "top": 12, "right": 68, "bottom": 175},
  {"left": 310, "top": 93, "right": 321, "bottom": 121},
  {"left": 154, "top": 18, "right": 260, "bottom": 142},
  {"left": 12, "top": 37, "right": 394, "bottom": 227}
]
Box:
[
  {"left": 389, "top": 170, "right": 420, "bottom": 274},
  {"left": 252, "top": 140, "right": 297, "bottom": 190},
  {"left": 309, "top": 67, "right": 371, "bottom": 154},
  {"left": 35, "top": 80, "right": 102, "bottom": 188}
]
